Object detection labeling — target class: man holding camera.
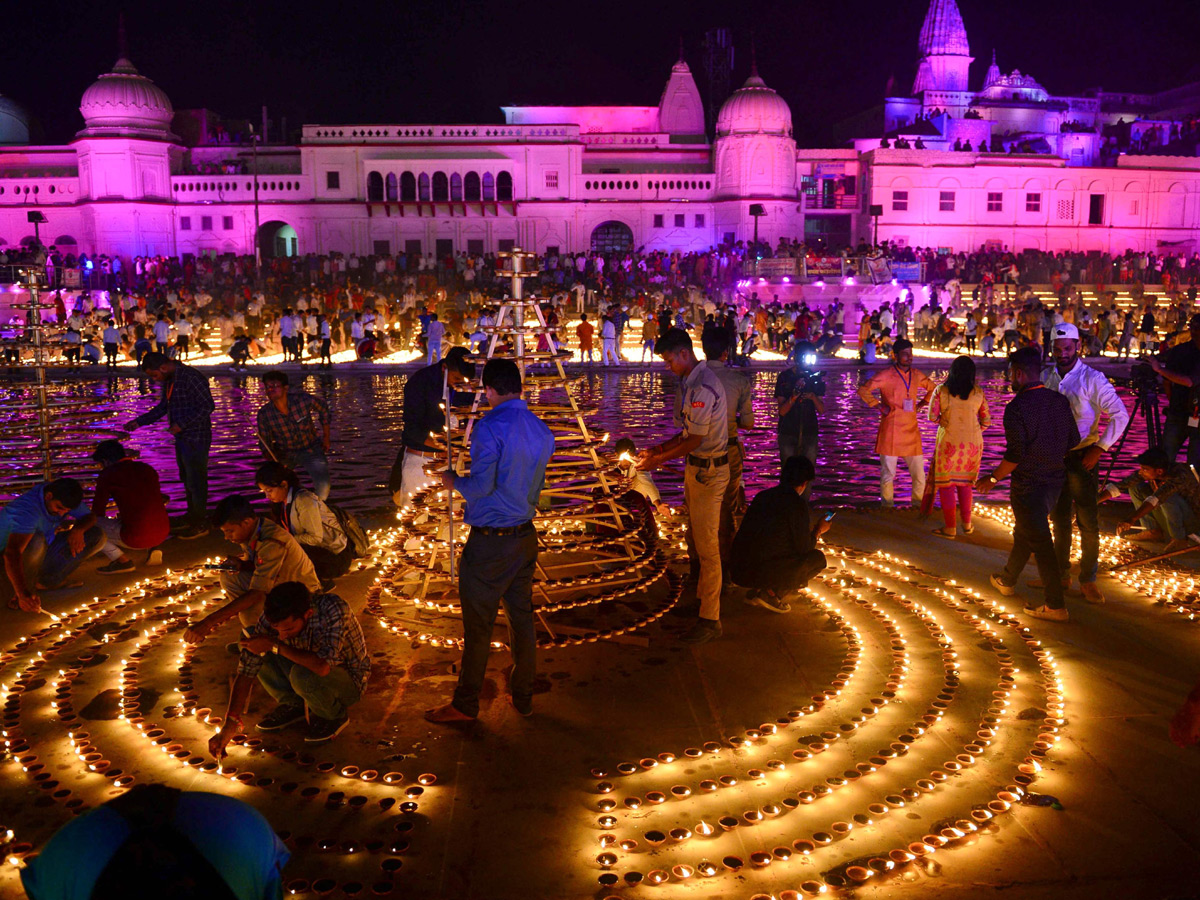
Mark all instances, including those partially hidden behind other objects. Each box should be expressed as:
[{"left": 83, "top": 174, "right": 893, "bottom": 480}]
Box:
[
  {"left": 775, "top": 340, "right": 825, "bottom": 467},
  {"left": 1151, "top": 313, "right": 1200, "bottom": 465},
  {"left": 857, "top": 339, "right": 935, "bottom": 507}
]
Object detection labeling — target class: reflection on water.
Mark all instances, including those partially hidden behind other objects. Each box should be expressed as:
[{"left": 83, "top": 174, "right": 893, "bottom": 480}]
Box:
[{"left": 2, "top": 365, "right": 1149, "bottom": 514}]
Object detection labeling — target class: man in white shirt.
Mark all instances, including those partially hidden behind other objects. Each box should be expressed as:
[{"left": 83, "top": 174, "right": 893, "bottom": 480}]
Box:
[
  {"left": 175, "top": 316, "right": 194, "bottom": 359},
  {"left": 600, "top": 312, "right": 620, "bottom": 366},
  {"left": 279, "top": 309, "right": 297, "bottom": 360},
  {"left": 1042, "top": 323, "right": 1130, "bottom": 604},
  {"left": 152, "top": 314, "right": 171, "bottom": 353}
]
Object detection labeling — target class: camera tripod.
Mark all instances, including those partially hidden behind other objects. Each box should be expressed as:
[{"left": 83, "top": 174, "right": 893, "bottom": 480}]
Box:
[{"left": 1102, "top": 374, "right": 1162, "bottom": 484}]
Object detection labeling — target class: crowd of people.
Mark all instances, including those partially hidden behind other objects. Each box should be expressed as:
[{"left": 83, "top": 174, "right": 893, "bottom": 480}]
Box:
[{"left": 8, "top": 290, "right": 1200, "bottom": 898}]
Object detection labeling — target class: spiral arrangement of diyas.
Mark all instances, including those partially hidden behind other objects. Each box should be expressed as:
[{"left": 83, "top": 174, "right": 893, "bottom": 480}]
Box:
[
  {"left": 976, "top": 502, "right": 1200, "bottom": 622},
  {"left": 0, "top": 559, "right": 438, "bottom": 897},
  {"left": 581, "top": 547, "right": 1066, "bottom": 898},
  {"left": 365, "top": 496, "right": 690, "bottom": 651}
]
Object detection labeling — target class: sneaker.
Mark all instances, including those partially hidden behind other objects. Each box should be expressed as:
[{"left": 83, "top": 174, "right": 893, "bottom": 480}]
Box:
[
  {"left": 1024, "top": 605, "right": 1069, "bottom": 622},
  {"left": 1080, "top": 581, "right": 1105, "bottom": 604},
  {"left": 749, "top": 591, "right": 791, "bottom": 614},
  {"left": 305, "top": 714, "right": 349, "bottom": 743},
  {"left": 97, "top": 560, "right": 135, "bottom": 575},
  {"left": 256, "top": 704, "right": 306, "bottom": 732},
  {"left": 509, "top": 694, "right": 533, "bottom": 717},
  {"left": 176, "top": 525, "right": 210, "bottom": 541},
  {"left": 680, "top": 619, "right": 722, "bottom": 644},
  {"left": 989, "top": 573, "right": 1016, "bottom": 597},
  {"left": 146, "top": 549, "right": 163, "bottom": 566}
]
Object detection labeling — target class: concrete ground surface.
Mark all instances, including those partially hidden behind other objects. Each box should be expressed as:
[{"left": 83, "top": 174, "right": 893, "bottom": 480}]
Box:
[{"left": 0, "top": 503, "right": 1197, "bottom": 900}]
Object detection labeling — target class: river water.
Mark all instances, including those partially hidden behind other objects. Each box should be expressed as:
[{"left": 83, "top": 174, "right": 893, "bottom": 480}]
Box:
[{"left": 0, "top": 364, "right": 1151, "bottom": 513}]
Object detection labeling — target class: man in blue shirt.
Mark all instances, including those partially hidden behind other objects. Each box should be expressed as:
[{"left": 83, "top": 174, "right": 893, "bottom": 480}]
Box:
[
  {"left": 125, "top": 352, "right": 215, "bottom": 540},
  {"left": 21, "top": 784, "right": 288, "bottom": 900},
  {"left": 426, "top": 359, "right": 555, "bottom": 722},
  {"left": 1, "top": 478, "right": 104, "bottom": 613}
]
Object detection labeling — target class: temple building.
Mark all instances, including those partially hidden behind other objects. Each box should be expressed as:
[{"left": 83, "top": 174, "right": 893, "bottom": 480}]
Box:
[{"left": 0, "top": 0, "right": 1194, "bottom": 264}]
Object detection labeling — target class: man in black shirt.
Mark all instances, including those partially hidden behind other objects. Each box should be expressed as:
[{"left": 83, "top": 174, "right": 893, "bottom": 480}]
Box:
[
  {"left": 730, "top": 456, "right": 831, "bottom": 613},
  {"left": 389, "top": 346, "right": 474, "bottom": 506},
  {"left": 979, "top": 347, "right": 1079, "bottom": 621},
  {"left": 774, "top": 341, "right": 826, "bottom": 468},
  {"left": 1154, "top": 314, "right": 1200, "bottom": 465}
]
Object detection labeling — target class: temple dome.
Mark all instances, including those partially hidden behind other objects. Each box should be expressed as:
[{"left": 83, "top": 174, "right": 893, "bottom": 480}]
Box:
[
  {"left": 0, "top": 95, "right": 30, "bottom": 144},
  {"left": 715, "top": 71, "right": 792, "bottom": 137},
  {"left": 918, "top": 0, "right": 970, "bottom": 57},
  {"left": 79, "top": 56, "right": 174, "bottom": 137}
]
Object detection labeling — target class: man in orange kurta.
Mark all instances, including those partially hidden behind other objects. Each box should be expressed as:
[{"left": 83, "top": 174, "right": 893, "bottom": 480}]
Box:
[
  {"left": 576, "top": 313, "right": 595, "bottom": 364},
  {"left": 857, "top": 339, "right": 935, "bottom": 507}
]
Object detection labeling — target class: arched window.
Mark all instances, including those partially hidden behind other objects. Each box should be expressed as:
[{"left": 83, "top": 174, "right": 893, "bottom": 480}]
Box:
[
  {"left": 464, "top": 171, "right": 481, "bottom": 201},
  {"left": 385, "top": 173, "right": 398, "bottom": 202},
  {"left": 432, "top": 171, "right": 449, "bottom": 201},
  {"left": 418, "top": 173, "right": 430, "bottom": 201},
  {"left": 367, "top": 171, "right": 384, "bottom": 202},
  {"left": 497, "top": 171, "right": 513, "bottom": 201},
  {"left": 450, "top": 173, "right": 463, "bottom": 202},
  {"left": 400, "top": 171, "right": 416, "bottom": 201},
  {"left": 482, "top": 172, "right": 495, "bottom": 201},
  {"left": 590, "top": 221, "right": 634, "bottom": 254}
]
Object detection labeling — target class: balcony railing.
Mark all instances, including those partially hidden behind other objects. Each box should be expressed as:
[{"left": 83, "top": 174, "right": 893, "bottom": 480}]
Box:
[{"left": 803, "top": 193, "right": 858, "bottom": 210}]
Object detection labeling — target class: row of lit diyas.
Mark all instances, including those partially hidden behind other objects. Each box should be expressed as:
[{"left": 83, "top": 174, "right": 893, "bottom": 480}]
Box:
[
  {"left": 977, "top": 502, "right": 1200, "bottom": 622},
  {"left": 0, "top": 552, "right": 436, "bottom": 897},
  {"left": 581, "top": 548, "right": 1065, "bottom": 897}
]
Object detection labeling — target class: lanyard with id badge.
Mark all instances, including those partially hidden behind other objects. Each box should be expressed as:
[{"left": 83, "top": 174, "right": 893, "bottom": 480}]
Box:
[{"left": 896, "top": 366, "right": 914, "bottom": 412}]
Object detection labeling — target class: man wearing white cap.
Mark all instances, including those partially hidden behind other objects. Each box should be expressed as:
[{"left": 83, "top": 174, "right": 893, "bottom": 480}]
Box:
[{"left": 1041, "top": 322, "right": 1130, "bottom": 604}]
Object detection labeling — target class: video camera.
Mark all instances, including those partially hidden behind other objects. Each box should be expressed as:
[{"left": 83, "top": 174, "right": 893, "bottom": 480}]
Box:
[{"left": 795, "top": 369, "right": 827, "bottom": 398}]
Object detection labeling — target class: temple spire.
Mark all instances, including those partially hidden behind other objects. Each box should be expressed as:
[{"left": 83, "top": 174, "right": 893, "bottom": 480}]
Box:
[{"left": 917, "top": 0, "right": 970, "bottom": 57}]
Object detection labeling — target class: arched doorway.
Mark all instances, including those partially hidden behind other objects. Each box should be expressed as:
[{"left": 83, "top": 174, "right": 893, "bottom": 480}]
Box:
[
  {"left": 590, "top": 221, "right": 633, "bottom": 254},
  {"left": 258, "top": 221, "right": 298, "bottom": 259}
]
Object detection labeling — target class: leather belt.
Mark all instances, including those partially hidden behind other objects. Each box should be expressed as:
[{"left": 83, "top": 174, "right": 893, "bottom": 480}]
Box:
[
  {"left": 470, "top": 521, "right": 535, "bottom": 537},
  {"left": 687, "top": 453, "right": 729, "bottom": 468},
  {"left": 404, "top": 447, "right": 438, "bottom": 458}
]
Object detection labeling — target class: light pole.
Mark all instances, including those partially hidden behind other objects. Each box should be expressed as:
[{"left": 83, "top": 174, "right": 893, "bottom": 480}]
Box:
[
  {"left": 749, "top": 203, "right": 765, "bottom": 276},
  {"left": 251, "top": 127, "right": 261, "bottom": 284}
]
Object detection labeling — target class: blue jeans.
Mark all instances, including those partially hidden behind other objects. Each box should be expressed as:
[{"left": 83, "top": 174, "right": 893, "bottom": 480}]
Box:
[
  {"left": 175, "top": 439, "right": 210, "bottom": 525},
  {"left": 1002, "top": 482, "right": 1065, "bottom": 609},
  {"left": 256, "top": 653, "right": 361, "bottom": 721},
  {"left": 1051, "top": 451, "right": 1100, "bottom": 583},
  {"left": 289, "top": 450, "right": 331, "bottom": 500},
  {"left": 779, "top": 431, "right": 818, "bottom": 469},
  {"left": 1162, "top": 417, "right": 1200, "bottom": 466},
  {"left": 1129, "top": 479, "right": 1199, "bottom": 539},
  {"left": 23, "top": 526, "right": 105, "bottom": 589}
]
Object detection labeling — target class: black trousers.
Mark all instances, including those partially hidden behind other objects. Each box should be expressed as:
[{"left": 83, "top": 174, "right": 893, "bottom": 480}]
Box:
[
  {"left": 452, "top": 528, "right": 538, "bottom": 717},
  {"left": 303, "top": 544, "right": 354, "bottom": 581},
  {"left": 732, "top": 549, "right": 827, "bottom": 595},
  {"left": 1002, "top": 482, "right": 1065, "bottom": 608}
]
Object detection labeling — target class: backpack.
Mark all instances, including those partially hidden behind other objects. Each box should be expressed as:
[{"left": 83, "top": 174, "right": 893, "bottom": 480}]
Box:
[{"left": 326, "top": 500, "right": 370, "bottom": 559}]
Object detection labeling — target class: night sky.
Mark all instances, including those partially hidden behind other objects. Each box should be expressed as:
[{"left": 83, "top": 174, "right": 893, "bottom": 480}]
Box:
[{"left": 5, "top": 0, "right": 1197, "bottom": 147}]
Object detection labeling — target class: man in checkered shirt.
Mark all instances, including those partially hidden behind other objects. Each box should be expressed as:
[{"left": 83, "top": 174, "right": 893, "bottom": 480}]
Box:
[{"left": 208, "top": 582, "right": 370, "bottom": 754}]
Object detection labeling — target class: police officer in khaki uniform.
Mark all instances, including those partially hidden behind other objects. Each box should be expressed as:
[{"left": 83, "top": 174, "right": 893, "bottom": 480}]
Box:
[
  {"left": 638, "top": 328, "right": 729, "bottom": 644},
  {"left": 183, "top": 495, "right": 321, "bottom": 644},
  {"left": 701, "top": 329, "right": 754, "bottom": 569}
]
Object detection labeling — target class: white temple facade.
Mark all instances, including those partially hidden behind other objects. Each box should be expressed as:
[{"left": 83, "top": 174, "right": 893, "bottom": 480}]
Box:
[{"left": 0, "top": 0, "right": 1194, "bottom": 264}]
